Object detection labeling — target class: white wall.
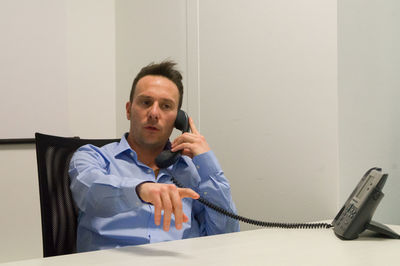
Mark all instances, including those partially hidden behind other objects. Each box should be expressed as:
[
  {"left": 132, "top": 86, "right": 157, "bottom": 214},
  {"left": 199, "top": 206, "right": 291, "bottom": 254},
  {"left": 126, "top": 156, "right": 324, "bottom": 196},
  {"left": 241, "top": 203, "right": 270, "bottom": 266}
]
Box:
[
  {"left": 0, "top": 0, "right": 116, "bottom": 140},
  {"left": 0, "top": 0, "right": 116, "bottom": 263},
  {"left": 115, "top": 0, "right": 189, "bottom": 137},
  {"left": 66, "top": 0, "right": 116, "bottom": 139},
  {"left": 338, "top": 0, "right": 400, "bottom": 224},
  {"left": 0, "top": 145, "right": 41, "bottom": 262},
  {"left": 197, "top": 0, "right": 338, "bottom": 230},
  {"left": 0, "top": 0, "right": 69, "bottom": 139}
]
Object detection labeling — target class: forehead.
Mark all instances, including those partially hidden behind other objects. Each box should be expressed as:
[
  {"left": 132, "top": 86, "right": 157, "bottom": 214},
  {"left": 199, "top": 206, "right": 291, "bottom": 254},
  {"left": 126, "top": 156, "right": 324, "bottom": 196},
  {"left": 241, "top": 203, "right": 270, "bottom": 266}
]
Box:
[{"left": 134, "top": 75, "right": 179, "bottom": 102}]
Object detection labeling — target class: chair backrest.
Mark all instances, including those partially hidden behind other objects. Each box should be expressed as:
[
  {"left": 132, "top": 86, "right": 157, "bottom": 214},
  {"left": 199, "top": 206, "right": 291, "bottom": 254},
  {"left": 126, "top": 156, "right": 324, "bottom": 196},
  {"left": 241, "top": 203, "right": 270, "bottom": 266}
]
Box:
[{"left": 35, "top": 133, "right": 119, "bottom": 257}]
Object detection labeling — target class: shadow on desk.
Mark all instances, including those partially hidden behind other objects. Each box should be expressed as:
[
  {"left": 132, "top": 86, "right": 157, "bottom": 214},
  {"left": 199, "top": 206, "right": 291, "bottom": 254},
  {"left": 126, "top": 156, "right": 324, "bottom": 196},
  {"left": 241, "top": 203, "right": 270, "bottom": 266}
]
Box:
[
  {"left": 351, "top": 230, "right": 400, "bottom": 241},
  {"left": 112, "top": 244, "right": 192, "bottom": 259}
]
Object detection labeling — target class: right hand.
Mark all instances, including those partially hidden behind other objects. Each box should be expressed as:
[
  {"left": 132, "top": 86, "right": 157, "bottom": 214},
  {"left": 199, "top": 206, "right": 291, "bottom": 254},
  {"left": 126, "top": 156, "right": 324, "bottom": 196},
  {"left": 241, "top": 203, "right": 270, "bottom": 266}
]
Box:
[
  {"left": 171, "top": 117, "right": 210, "bottom": 158},
  {"left": 137, "top": 182, "right": 199, "bottom": 231}
]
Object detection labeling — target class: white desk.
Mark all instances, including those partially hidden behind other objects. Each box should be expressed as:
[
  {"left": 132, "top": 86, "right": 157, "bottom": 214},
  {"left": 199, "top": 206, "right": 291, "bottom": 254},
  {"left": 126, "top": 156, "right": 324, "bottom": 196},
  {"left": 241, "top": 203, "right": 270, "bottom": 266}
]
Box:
[{"left": 2, "top": 224, "right": 400, "bottom": 266}]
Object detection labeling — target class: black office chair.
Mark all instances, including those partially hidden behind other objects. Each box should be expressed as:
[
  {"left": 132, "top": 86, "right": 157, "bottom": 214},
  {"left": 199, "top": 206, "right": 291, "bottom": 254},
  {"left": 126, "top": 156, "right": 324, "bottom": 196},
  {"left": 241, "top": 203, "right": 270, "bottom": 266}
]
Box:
[{"left": 35, "top": 133, "right": 119, "bottom": 257}]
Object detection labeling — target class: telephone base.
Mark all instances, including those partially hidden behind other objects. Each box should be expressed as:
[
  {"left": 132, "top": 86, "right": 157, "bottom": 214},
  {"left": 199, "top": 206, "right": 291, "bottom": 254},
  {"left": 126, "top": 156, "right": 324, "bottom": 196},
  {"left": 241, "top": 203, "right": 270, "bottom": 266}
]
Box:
[{"left": 366, "top": 220, "right": 400, "bottom": 239}]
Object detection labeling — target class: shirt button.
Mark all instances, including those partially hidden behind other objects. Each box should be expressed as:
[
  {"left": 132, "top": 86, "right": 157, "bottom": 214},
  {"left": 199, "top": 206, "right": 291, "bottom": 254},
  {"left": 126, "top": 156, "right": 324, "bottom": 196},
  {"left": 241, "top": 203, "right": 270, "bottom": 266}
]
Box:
[
  {"left": 147, "top": 169, "right": 152, "bottom": 174},
  {"left": 196, "top": 165, "right": 200, "bottom": 169},
  {"left": 130, "top": 152, "right": 134, "bottom": 157},
  {"left": 203, "top": 192, "right": 208, "bottom": 195}
]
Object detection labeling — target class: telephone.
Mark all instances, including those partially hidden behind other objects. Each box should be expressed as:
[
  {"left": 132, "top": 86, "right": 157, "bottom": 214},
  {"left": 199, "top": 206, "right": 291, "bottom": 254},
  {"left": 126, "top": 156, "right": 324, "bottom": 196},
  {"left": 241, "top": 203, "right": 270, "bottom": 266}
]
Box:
[
  {"left": 155, "top": 110, "right": 190, "bottom": 169},
  {"left": 156, "top": 110, "right": 399, "bottom": 238},
  {"left": 332, "top": 167, "right": 400, "bottom": 239}
]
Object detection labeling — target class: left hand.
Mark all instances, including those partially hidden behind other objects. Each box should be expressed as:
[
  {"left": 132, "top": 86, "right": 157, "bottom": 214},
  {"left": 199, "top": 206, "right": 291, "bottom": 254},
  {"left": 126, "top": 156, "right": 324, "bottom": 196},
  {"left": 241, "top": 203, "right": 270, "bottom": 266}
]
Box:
[
  {"left": 171, "top": 117, "right": 210, "bottom": 158},
  {"left": 137, "top": 182, "right": 199, "bottom": 231}
]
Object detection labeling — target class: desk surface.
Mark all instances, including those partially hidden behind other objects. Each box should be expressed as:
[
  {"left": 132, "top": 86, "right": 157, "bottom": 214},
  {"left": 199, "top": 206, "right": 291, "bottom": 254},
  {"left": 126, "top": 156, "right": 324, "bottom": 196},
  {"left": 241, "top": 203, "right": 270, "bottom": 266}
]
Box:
[{"left": 2, "top": 224, "right": 400, "bottom": 266}]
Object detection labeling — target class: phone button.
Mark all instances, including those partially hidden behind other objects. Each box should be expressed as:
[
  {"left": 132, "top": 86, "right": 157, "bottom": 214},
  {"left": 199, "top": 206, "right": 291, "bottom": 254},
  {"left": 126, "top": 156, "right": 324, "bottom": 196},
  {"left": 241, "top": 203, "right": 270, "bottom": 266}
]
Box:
[{"left": 373, "top": 191, "right": 381, "bottom": 200}]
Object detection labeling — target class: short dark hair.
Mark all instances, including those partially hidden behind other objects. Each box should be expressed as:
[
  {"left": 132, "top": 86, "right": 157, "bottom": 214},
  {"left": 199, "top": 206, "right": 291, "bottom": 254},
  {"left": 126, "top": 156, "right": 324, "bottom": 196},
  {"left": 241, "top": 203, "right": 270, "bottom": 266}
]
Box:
[{"left": 130, "top": 60, "right": 183, "bottom": 109}]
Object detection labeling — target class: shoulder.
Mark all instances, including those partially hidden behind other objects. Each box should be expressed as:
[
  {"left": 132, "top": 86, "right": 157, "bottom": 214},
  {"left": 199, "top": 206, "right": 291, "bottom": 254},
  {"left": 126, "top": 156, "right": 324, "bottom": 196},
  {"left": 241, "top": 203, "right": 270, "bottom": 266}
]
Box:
[{"left": 72, "top": 142, "right": 119, "bottom": 164}]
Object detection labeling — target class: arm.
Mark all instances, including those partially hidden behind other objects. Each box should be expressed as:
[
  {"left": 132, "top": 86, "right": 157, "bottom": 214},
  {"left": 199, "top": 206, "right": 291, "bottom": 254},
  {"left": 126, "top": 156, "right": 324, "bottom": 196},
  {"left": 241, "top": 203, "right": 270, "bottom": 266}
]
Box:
[
  {"left": 193, "top": 151, "right": 240, "bottom": 235},
  {"left": 68, "top": 144, "right": 144, "bottom": 217},
  {"left": 171, "top": 117, "right": 240, "bottom": 235}
]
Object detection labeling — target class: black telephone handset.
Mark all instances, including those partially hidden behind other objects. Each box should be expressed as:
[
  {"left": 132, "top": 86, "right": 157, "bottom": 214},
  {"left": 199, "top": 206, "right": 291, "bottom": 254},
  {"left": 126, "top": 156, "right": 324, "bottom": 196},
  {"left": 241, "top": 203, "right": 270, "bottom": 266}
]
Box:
[
  {"left": 332, "top": 168, "right": 400, "bottom": 239},
  {"left": 155, "top": 110, "right": 190, "bottom": 169}
]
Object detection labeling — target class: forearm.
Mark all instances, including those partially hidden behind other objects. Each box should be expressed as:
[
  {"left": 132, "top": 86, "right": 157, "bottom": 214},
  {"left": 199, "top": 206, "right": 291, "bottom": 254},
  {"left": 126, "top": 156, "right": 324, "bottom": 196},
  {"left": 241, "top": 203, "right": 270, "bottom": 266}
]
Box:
[
  {"left": 68, "top": 147, "right": 145, "bottom": 217},
  {"left": 69, "top": 168, "right": 144, "bottom": 217},
  {"left": 193, "top": 151, "right": 240, "bottom": 234}
]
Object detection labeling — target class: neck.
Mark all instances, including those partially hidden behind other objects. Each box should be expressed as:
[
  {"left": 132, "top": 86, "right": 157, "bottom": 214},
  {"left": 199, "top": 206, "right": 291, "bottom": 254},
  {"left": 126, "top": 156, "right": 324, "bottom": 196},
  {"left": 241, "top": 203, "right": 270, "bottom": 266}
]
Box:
[{"left": 127, "top": 137, "right": 164, "bottom": 170}]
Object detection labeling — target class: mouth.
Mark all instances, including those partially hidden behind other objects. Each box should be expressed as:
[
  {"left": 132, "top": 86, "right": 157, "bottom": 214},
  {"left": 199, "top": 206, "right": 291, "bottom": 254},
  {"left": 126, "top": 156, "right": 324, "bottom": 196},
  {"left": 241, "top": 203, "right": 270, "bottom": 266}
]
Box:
[{"left": 144, "top": 125, "right": 160, "bottom": 132}]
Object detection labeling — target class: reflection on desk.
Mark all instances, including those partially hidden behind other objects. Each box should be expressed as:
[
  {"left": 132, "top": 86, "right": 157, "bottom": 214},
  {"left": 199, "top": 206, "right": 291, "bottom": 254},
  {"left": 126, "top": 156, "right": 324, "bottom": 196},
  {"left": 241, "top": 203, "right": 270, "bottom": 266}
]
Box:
[{"left": 2, "top": 224, "right": 400, "bottom": 266}]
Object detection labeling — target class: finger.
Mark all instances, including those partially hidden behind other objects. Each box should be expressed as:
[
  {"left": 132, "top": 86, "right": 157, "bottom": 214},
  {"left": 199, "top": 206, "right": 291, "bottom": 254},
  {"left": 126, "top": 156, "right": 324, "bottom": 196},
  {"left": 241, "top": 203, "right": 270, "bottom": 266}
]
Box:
[
  {"left": 181, "top": 148, "right": 193, "bottom": 158},
  {"left": 170, "top": 189, "right": 183, "bottom": 230},
  {"left": 161, "top": 192, "right": 172, "bottom": 231},
  {"left": 172, "top": 132, "right": 197, "bottom": 147},
  {"left": 178, "top": 188, "right": 200, "bottom": 200},
  {"left": 183, "top": 213, "right": 189, "bottom": 223},
  {"left": 152, "top": 194, "right": 162, "bottom": 226},
  {"left": 171, "top": 142, "right": 193, "bottom": 153},
  {"left": 189, "top": 117, "right": 200, "bottom": 135}
]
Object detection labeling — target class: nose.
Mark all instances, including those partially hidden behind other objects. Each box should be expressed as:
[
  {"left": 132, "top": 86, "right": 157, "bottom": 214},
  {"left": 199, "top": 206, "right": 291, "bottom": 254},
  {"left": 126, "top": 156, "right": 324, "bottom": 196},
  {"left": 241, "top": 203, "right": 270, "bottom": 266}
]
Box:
[{"left": 148, "top": 103, "right": 160, "bottom": 121}]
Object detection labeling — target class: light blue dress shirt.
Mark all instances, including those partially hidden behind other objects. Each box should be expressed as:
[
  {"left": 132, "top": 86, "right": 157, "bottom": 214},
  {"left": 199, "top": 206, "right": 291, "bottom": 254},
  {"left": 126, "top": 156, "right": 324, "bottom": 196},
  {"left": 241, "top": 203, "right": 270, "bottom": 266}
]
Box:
[{"left": 68, "top": 134, "right": 239, "bottom": 252}]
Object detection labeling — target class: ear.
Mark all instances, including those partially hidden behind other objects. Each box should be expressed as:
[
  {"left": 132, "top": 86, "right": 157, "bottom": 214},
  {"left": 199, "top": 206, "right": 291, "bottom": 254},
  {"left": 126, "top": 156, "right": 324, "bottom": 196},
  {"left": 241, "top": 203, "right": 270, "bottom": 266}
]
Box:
[{"left": 126, "top": 101, "right": 131, "bottom": 120}]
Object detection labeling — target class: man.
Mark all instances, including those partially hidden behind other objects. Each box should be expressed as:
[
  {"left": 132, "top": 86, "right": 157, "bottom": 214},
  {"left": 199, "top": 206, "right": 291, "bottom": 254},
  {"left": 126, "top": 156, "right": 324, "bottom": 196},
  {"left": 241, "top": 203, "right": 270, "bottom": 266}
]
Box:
[{"left": 69, "top": 60, "right": 239, "bottom": 252}]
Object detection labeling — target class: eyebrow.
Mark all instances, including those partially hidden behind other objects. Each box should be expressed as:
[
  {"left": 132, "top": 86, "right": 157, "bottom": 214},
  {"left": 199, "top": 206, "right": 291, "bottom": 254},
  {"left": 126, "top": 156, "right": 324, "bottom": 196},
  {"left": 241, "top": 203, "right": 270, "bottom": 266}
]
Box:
[{"left": 136, "top": 95, "right": 176, "bottom": 106}]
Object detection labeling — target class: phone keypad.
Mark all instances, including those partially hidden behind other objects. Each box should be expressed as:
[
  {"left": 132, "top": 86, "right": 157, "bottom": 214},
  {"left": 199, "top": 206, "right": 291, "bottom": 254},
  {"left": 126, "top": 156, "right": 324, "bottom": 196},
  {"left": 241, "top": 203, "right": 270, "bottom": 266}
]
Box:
[
  {"left": 346, "top": 204, "right": 358, "bottom": 219},
  {"left": 336, "top": 204, "right": 358, "bottom": 227}
]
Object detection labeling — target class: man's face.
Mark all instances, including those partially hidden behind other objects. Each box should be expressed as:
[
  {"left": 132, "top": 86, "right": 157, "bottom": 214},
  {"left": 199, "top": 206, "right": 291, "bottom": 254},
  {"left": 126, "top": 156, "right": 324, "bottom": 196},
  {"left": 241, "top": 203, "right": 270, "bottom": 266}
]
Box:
[{"left": 126, "top": 75, "right": 179, "bottom": 150}]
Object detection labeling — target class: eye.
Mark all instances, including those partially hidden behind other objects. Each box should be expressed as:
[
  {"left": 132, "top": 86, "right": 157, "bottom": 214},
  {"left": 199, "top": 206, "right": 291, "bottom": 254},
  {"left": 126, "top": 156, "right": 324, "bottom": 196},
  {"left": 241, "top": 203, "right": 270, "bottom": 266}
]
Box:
[
  {"left": 140, "top": 99, "right": 152, "bottom": 107},
  {"left": 161, "top": 103, "right": 172, "bottom": 110}
]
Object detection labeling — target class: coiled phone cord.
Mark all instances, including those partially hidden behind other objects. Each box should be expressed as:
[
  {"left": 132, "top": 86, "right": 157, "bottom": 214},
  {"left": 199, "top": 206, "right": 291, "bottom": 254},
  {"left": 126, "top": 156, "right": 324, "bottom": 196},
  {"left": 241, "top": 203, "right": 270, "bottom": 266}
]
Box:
[{"left": 171, "top": 177, "right": 333, "bottom": 229}]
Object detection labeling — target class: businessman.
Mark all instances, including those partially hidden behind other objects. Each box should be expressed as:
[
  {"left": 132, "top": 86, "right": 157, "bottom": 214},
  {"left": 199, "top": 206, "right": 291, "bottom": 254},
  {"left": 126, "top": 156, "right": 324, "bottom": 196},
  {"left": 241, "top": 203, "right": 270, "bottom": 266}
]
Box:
[{"left": 69, "top": 60, "right": 239, "bottom": 252}]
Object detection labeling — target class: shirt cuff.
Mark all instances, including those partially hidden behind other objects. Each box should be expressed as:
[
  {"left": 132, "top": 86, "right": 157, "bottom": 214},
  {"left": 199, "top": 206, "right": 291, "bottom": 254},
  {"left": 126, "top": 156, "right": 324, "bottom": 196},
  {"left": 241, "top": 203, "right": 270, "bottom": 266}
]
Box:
[
  {"left": 135, "top": 181, "right": 155, "bottom": 204},
  {"left": 121, "top": 178, "right": 152, "bottom": 207}
]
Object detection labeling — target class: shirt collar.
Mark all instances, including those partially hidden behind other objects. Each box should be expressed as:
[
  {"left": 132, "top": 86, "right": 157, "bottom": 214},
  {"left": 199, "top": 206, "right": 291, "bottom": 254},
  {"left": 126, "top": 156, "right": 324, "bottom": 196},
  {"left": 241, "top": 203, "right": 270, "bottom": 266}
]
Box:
[
  {"left": 114, "top": 133, "right": 189, "bottom": 168},
  {"left": 113, "top": 133, "right": 134, "bottom": 157}
]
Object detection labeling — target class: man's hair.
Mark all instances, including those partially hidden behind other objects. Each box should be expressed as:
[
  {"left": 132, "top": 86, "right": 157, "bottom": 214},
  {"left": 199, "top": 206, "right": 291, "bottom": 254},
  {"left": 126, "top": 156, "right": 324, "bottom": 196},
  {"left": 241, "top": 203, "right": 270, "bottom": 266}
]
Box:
[{"left": 130, "top": 60, "right": 183, "bottom": 109}]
